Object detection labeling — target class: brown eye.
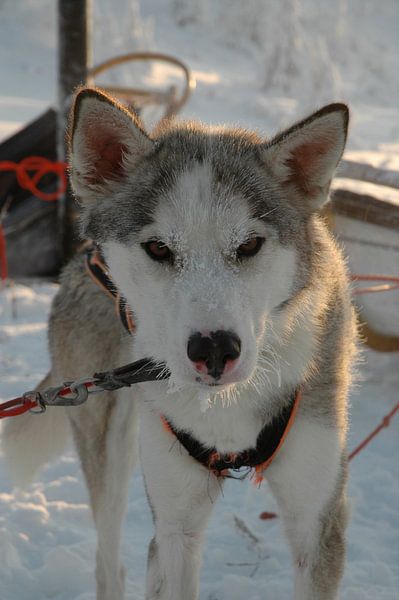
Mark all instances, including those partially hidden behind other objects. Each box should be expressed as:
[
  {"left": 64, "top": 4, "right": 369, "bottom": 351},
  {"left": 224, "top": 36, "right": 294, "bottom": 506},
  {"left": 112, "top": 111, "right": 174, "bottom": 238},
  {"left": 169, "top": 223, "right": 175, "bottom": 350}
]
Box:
[
  {"left": 142, "top": 240, "right": 174, "bottom": 263},
  {"left": 236, "top": 237, "right": 265, "bottom": 259}
]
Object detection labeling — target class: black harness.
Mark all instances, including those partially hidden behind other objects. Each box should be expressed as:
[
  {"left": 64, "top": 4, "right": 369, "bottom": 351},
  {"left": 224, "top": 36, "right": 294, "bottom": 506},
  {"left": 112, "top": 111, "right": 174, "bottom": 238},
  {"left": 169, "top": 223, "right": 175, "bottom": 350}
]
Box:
[
  {"left": 162, "top": 390, "right": 300, "bottom": 480},
  {"left": 86, "top": 243, "right": 300, "bottom": 480}
]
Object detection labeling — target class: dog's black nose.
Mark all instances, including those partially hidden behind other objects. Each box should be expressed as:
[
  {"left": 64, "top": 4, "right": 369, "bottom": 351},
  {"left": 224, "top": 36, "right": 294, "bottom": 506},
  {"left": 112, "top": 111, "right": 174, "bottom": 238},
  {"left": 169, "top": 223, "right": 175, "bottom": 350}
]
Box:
[{"left": 187, "top": 330, "right": 241, "bottom": 380}]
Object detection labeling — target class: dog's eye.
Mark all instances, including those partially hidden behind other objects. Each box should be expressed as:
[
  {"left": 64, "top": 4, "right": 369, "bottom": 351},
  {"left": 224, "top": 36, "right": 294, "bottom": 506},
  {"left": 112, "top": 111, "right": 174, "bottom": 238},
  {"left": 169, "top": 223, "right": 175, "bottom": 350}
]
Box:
[
  {"left": 236, "top": 237, "right": 265, "bottom": 259},
  {"left": 142, "top": 240, "right": 174, "bottom": 263}
]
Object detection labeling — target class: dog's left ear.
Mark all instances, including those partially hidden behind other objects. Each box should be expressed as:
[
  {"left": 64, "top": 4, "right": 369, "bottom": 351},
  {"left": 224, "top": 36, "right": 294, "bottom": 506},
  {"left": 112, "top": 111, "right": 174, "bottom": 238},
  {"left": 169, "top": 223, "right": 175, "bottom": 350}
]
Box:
[
  {"left": 69, "top": 87, "right": 154, "bottom": 202},
  {"left": 261, "top": 103, "right": 348, "bottom": 209}
]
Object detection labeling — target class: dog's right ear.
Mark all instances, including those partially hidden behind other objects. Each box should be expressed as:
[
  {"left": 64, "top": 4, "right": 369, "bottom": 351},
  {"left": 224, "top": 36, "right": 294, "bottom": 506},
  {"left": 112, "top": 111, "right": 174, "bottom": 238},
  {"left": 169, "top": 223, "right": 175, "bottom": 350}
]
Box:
[{"left": 69, "top": 87, "right": 154, "bottom": 201}]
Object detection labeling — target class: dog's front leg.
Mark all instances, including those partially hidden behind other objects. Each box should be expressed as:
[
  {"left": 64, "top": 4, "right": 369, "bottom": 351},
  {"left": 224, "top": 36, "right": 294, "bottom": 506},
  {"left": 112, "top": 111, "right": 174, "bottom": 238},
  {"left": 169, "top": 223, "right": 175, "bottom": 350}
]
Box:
[
  {"left": 140, "top": 406, "right": 221, "bottom": 600},
  {"left": 266, "top": 415, "right": 348, "bottom": 600},
  {"left": 69, "top": 389, "right": 139, "bottom": 600}
]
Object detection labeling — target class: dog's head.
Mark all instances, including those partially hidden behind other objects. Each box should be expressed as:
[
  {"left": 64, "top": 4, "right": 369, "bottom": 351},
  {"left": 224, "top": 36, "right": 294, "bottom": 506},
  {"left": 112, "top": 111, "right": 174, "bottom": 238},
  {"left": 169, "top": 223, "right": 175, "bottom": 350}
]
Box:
[{"left": 69, "top": 88, "right": 348, "bottom": 395}]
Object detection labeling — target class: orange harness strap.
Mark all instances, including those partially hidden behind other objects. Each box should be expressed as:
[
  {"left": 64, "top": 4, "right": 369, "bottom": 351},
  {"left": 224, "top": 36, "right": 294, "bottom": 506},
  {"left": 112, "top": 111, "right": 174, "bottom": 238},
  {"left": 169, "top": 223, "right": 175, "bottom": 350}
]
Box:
[{"left": 252, "top": 389, "right": 301, "bottom": 485}]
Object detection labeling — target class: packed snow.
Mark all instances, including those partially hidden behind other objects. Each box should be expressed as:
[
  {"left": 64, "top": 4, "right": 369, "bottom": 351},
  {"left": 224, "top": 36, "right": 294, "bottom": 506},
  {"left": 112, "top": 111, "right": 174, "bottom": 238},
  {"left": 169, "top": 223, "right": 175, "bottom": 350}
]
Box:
[{"left": 0, "top": 1, "right": 398, "bottom": 599}]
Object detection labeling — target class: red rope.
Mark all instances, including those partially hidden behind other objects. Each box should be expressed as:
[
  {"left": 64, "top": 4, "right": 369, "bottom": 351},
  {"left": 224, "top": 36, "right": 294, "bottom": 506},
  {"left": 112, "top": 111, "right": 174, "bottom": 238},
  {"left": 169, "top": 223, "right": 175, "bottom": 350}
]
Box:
[
  {"left": 0, "top": 224, "right": 7, "bottom": 281},
  {"left": 0, "top": 157, "right": 67, "bottom": 202},
  {"left": 348, "top": 401, "right": 399, "bottom": 461},
  {"left": 0, "top": 396, "right": 38, "bottom": 418},
  {"left": 0, "top": 156, "right": 67, "bottom": 281},
  {"left": 0, "top": 381, "right": 96, "bottom": 420},
  {"left": 351, "top": 274, "right": 399, "bottom": 295}
]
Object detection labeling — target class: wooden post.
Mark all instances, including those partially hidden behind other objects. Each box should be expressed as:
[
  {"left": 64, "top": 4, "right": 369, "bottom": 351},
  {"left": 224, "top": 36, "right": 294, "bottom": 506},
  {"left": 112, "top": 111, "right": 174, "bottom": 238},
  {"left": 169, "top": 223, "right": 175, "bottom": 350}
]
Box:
[{"left": 57, "top": 0, "right": 92, "bottom": 261}]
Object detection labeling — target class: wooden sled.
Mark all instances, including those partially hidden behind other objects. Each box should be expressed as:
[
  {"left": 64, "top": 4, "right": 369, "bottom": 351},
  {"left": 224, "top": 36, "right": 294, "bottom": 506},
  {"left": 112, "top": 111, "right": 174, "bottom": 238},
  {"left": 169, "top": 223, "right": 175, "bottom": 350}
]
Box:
[{"left": 327, "top": 161, "right": 399, "bottom": 351}]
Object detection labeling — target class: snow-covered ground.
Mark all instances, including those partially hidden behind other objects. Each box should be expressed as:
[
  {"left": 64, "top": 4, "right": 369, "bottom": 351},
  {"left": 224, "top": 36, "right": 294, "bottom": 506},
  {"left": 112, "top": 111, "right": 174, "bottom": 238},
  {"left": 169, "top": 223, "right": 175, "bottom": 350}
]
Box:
[{"left": 1, "top": 1, "right": 398, "bottom": 599}]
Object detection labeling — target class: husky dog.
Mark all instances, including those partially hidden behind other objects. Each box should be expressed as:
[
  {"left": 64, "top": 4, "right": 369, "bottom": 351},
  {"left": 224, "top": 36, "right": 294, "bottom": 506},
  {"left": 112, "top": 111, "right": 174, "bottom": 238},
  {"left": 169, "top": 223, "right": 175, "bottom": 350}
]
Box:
[{"left": 3, "top": 88, "right": 357, "bottom": 600}]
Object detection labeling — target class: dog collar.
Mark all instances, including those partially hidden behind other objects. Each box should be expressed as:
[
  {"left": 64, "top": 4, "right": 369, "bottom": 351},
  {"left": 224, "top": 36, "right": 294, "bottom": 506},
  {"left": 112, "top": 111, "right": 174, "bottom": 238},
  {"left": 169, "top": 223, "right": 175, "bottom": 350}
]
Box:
[
  {"left": 161, "top": 389, "right": 301, "bottom": 484},
  {"left": 85, "top": 243, "right": 135, "bottom": 335}
]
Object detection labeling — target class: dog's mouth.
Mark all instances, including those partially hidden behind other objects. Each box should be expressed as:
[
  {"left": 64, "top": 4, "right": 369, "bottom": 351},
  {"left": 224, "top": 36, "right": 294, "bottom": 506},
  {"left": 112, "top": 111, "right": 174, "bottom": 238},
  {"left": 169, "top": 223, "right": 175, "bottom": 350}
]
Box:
[{"left": 161, "top": 353, "right": 254, "bottom": 396}]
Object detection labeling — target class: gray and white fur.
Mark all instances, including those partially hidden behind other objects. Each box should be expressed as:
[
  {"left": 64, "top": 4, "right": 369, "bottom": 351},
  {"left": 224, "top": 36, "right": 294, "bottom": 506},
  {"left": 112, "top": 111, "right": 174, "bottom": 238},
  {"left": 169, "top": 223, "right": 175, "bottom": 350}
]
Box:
[{"left": 2, "top": 88, "right": 357, "bottom": 600}]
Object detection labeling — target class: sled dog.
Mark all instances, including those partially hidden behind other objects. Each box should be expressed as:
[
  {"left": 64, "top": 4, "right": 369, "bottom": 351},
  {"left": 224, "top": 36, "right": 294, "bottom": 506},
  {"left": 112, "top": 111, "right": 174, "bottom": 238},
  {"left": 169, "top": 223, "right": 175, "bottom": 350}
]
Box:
[{"left": 3, "top": 88, "right": 357, "bottom": 600}]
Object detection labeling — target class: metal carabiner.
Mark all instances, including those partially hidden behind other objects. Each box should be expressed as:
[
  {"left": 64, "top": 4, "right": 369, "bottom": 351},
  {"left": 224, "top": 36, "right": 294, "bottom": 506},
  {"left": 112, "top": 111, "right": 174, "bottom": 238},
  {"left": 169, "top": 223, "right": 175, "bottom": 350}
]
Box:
[
  {"left": 25, "top": 391, "right": 47, "bottom": 414},
  {"left": 38, "top": 384, "right": 69, "bottom": 407},
  {"left": 55, "top": 381, "right": 90, "bottom": 406}
]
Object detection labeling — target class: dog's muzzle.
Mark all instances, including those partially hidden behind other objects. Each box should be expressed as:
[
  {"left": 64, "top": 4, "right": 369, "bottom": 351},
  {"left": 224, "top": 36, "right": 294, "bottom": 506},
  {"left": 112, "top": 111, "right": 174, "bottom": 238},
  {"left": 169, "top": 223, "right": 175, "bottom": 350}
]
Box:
[{"left": 187, "top": 330, "right": 241, "bottom": 381}]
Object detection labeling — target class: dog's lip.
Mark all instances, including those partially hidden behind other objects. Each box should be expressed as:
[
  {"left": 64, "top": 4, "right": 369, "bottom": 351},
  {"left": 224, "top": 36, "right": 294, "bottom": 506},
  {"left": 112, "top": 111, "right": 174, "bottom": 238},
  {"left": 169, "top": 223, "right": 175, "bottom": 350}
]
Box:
[{"left": 195, "top": 376, "right": 226, "bottom": 388}]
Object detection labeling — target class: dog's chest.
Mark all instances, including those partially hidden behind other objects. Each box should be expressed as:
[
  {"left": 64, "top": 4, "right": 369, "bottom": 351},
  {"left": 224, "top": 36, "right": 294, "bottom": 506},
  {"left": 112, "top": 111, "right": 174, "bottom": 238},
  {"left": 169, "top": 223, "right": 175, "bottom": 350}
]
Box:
[{"left": 152, "top": 389, "right": 264, "bottom": 454}]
